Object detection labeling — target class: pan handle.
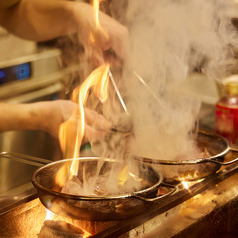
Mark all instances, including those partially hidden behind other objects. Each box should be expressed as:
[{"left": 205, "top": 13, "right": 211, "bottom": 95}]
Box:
[
  {"left": 0, "top": 151, "right": 51, "bottom": 166},
  {"left": 207, "top": 157, "right": 238, "bottom": 165},
  {"left": 204, "top": 145, "right": 238, "bottom": 165},
  {"left": 132, "top": 183, "right": 177, "bottom": 202},
  {"left": 207, "top": 145, "right": 238, "bottom": 165},
  {"left": 230, "top": 144, "right": 238, "bottom": 153}
]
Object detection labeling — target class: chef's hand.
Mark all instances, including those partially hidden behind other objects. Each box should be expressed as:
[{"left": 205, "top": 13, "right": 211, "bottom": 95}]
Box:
[
  {"left": 0, "top": 1, "right": 128, "bottom": 66},
  {"left": 74, "top": 2, "right": 128, "bottom": 66},
  {"left": 38, "top": 100, "right": 112, "bottom": 142},
  {"left": 53, "top": 100, "right": 112, "bottom": 158}
]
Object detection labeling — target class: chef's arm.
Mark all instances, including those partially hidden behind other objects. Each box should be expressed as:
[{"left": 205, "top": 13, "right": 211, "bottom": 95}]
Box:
[
  {"left": 0, "top": 0, "right": 86, "bottom": 42},
  {"left": 0, "top": 0, "right": 128, "bottom": 61},
  {"left": 0, "top": 101, "right": 112, "bottom": 139},
  {"left": 0, "top": 101, "right": 70, "bottom": 138}
]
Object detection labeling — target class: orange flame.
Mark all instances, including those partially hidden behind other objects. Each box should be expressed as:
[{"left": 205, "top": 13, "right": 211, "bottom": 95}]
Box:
[
  {"left": 182, "top": 181, "right": 189, "bottom": 189},
  {"left": 45, "top": 209, "right": 54, "bottom": 220},
  {"left": 59, "top": 64, "right": 110, "bottom": 179},
  {"left": 93, "top": 0, "right": 108, "bottom": 35},
  {"left": 55, "top": 0, "right": 110, "bottom": 187}
]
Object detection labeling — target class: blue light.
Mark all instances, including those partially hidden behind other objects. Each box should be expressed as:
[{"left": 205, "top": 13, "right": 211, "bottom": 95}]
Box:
[
  {"left": 0, "top": 70, "right": 6, "bottom": 84},
  {"left": 16, "top": 63, "right": 30, "bottom": 80},
  {"left": 0, "top": 70, "right": 5, "bottom": 78},
  {"left": 51, "top": 94, "right": 59, "bottom": 100}
]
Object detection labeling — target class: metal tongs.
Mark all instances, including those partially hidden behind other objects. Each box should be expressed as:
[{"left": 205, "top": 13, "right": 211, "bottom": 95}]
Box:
[
  {"left": 133, "top": 71, "right": 165, "bottom": 108},
  {"left": 108, "top": 69, "right": 130, "bottom": 116},
  {"left": 108, "top": 69, "right": 132, "bottom": 135},
  {"left": 108, "top": 69, "right": 164, "bottom": 134}
]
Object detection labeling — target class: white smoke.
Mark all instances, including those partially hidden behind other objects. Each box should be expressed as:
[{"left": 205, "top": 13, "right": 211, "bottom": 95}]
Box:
[{"left": 108, "top": 0, "right": 238, "bottom": 160}]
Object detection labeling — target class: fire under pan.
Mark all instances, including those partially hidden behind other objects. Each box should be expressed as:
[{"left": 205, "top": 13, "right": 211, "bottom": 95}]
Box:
[{"left": 1, "top": 152, "right": 238, "bottom": 238}]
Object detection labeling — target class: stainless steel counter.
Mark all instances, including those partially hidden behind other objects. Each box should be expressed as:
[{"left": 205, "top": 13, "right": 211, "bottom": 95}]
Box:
[{"left": 0, "top": 153, "right": 51, "bottom": 216}]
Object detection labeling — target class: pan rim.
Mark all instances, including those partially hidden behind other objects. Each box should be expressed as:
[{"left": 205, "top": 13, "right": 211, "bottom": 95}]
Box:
[
  {"left": 134, "top": 130, "right": 230, "bottom": 165},
  {"left": 32, "top": 157, "right": 164, "bottom": 201}
]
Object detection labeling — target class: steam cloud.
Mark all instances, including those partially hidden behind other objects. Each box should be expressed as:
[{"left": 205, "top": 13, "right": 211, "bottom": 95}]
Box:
[
  {"left": 51, "top": 0, "right": 238, "bottom": 200},
  {"left": 105, "top": 0, "right": 238, "bottom": 160}
]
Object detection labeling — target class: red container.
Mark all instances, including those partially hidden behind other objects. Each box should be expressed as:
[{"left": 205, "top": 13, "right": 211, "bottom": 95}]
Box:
[{"left": 215, "top": 81, "right": 238, "bottom": 144}]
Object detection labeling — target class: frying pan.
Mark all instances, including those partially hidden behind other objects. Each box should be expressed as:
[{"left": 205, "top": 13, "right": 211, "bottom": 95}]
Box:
[
  {"left": 32, "top": 157, "right": 176, "bottom": 221},
  {"left": 136, "top": 130, "right": 238, "bottom": 182}
]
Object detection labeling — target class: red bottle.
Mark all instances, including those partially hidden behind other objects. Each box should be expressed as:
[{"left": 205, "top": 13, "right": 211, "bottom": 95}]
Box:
[{"left": 215, "top": 81, "right": 238, "bottom": 144}]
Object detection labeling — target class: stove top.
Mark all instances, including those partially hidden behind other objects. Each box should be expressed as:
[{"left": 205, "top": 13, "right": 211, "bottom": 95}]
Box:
[
  {"left": 1, "top": 151, "right": 238, "bottom": 238},
  {"left": 91, "top": 153, "right": 238, "bottom": 238}
]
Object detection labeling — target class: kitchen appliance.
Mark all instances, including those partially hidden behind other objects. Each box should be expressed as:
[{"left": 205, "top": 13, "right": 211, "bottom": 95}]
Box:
[
  {"left": 0, "top": 46, "right": 73, "bottom": 211},
  {"left": 0, "top": 42, "right": 79, "bottom": 160}
]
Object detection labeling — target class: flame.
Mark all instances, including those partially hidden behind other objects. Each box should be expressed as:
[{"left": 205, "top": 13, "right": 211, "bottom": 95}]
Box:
[
  {"left": 182, "top": 181, "right": 189, "bottom": 189},
  {"left": 93, "top": 0, "right": 101, "bottom": 27},
  {"left": 58, "top": 64, "right": 110, "bottom": 181},
  {"left": 182, "top": 178, "right": 204, "bottom": 190},
  {"left": 118, "top": 165, "right": 129, "bottom": 186},
  {"left": 92, "top": 0, "right": 108, "bottom": 37},
  {"left": 70, "top": 64, "right": 109, "bottom": 176},
  {"left": 45, "top": 209, "right": 54, "bottom": 220},
  {"left": 54, "top": 164, "right": 69, "bottom": 188},
  {"left": 45, "top": 3, "right": 111, "bottom": 236},
  {"left": 55, "top": 0, "right": 110, "bottom": 187}
]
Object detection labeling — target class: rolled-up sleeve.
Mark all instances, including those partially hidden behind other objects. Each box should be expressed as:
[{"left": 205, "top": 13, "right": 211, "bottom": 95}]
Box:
[{"left": 0, "top": 0, "right": 21, "bottom": 9}]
